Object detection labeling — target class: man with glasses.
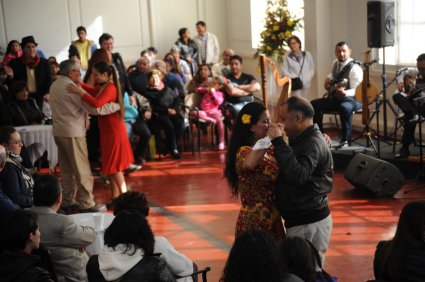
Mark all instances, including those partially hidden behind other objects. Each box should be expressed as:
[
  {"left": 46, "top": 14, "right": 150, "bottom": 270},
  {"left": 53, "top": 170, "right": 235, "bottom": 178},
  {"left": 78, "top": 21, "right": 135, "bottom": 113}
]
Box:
[
  {"left": 49, "top": 60, "right": 119, "bottom": 213},
  {"left": 268, "top": 96, "right": 333, "bottom": 267},
  {"left": 393, "top": 53, "right": 425, "bottom": 158}
]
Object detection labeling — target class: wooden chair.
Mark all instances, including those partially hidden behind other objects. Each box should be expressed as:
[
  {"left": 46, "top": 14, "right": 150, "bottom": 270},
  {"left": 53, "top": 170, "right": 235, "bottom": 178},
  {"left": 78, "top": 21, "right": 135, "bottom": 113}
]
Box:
[{"left": 259, "top": 54, "right": 291, "bottom": 122}]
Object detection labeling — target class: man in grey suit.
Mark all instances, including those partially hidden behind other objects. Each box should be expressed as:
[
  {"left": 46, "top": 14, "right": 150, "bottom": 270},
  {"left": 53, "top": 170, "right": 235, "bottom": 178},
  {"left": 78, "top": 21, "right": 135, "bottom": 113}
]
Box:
[{"left": 28, "top": 175, "right": 96, "bottom": 282}]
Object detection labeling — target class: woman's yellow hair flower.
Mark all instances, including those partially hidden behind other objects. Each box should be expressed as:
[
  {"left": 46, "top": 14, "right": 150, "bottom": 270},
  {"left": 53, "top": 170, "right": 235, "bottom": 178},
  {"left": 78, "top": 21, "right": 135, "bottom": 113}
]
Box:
[
  {"left": 284, "top": 31, "right": 291, "bottom": 38},
  {"left": 241, "top": 114, "right": 252, "bottom": 124}
]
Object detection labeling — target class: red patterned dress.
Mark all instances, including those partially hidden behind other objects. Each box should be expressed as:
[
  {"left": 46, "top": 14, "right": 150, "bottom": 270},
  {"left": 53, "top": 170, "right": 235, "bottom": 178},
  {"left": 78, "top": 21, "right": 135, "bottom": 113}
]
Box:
[{"left": 235, "top": 145, "right": 285, "bottom": 241}]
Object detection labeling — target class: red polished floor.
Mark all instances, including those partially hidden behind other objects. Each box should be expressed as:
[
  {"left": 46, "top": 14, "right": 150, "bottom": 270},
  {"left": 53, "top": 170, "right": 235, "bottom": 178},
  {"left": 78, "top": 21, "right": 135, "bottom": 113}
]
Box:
[{"left": 92, "top": 148, "right": 424, "bottom": 282}]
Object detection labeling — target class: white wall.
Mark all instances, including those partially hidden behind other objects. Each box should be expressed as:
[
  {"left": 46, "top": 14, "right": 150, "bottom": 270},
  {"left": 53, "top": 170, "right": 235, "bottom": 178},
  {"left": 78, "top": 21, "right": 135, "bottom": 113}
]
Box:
[{"left": 0, "top": 0, "right": 229, "bottom": 63}]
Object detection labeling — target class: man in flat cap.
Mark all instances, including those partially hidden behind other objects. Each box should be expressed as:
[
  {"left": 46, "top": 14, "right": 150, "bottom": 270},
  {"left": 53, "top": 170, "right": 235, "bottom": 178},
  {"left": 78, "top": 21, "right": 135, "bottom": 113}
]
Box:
[{"left": 5, "top": 35, "right": 53, "bottom": 107}]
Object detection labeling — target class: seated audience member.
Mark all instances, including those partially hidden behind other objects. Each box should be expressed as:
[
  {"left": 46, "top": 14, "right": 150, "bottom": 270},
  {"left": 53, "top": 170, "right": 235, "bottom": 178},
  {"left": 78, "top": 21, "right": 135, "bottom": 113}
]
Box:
[
  {"left": 144, "top": 69, "right": 184, "bottom": 159},
  {"left": 41, "top": 93, "right": 52, "bottom": 122},
  {"left": 0, "top": 210, "right": 55, "bottom": 282},
  {"left": 393, "top": 54, "right": 425, "bottom": 158},
  {"left": 224, "top": 55, "right": 260, "bottom": 120},
  {"left": 211, "top": 49, "right": 234, "bottom": 77},
  {"left": 194, "top": 76, "right": 226, "bottom": 150},
  {"left": 373, "top": 200, "right": 425, "bottom": 282},
  {"left": 220, "top": 230, "right": 302, "bottom": 282},
  {"left": 113, "top": 191, "right": 194, "bottom": 281},
  {"left": 174, "top": 27, "right": 198, "bottom": 74},
  {"left": 280, "top": 236, "right": 335, "bottom": 282},
  {"left": 86, "top": 210, "right": 176, "bottom": 282},
  {"left": 0, "top": 126, "right": 34, "bottom": 208},
  {"left": 154, "top": 60, "right": 186, "bottom": 101},
  {"left": 129, "top": 56, "right": 151, "bottom": 95},
  {"left": 28, "top": 174, "right": 96, "bottom": 282},
  {"left": 187, "top": 64, "right": 212, "bottom": 94},
  {"left": 1, "top": 80, "right": 44, "bottom": 126},
  {"left": 0, "top": 144, "right": 20, "bottom": 220},
  {"left": 5, "top": 36, "right": 53, "bottom": 107},
  {"left": 124, "top": 92, "right": 152, "bottom": 164},
  {"left": 2, "top": 40, "right": 22, "bottom": 67},
  {"left": 310, "top": 41, "right": 363, "bottom": 147},
  {"left": 169, "top": 48, "right": 192, "bottom": 83}
]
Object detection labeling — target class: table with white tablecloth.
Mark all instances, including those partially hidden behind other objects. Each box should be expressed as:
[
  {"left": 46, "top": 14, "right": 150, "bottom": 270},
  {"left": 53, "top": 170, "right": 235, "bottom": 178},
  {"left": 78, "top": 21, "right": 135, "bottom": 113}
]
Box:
[
  {"left": 70, "top": 212, "right": 114, "bottom": 255},
  {"left": 15, "top": 125, "right": 58, "bottom": 169}
]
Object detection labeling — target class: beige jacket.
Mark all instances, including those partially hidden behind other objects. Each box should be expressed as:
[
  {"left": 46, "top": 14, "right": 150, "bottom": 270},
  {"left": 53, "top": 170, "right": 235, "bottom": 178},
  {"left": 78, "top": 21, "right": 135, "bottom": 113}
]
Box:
[
  {"left": 194, "top": 31, "right": 220, "bottom": 65},
  {"left": 49, "top": 76, "right": 119, "bottom": 137},
  {"left": 28, "top": 206, "right": 96, "bottom": 282}
]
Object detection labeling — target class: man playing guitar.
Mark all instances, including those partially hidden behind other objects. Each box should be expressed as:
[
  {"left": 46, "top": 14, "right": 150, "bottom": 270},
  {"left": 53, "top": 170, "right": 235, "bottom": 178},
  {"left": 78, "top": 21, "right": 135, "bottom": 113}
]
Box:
[
  {"left": 311, "top": 41, "right": 363, "bottom": 147},
  {"left": 393, "top": 53, "right": 425, "bottom": 158}
]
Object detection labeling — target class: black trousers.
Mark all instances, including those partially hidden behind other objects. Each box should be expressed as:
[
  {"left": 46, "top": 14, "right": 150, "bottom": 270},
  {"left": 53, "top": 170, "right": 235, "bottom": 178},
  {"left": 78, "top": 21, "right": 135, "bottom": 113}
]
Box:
[
  {"left": 153, "top": 114, "right": 185, "bottom": 152},
  {"left": 393, "top": 93, "right": 424, "bottom": 147},
  {"left": 86, "top": 116, "right": 100, "bottom": 164},
  {"left": 132, "top": 119, "right": 151, "bottom": 159}
]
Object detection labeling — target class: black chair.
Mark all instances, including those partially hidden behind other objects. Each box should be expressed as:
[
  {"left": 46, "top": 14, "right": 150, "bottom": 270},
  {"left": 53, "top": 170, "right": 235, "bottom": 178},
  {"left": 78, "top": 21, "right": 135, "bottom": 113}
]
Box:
[{"left": 175, "top": 266, "right": 211, "bottom": 282}]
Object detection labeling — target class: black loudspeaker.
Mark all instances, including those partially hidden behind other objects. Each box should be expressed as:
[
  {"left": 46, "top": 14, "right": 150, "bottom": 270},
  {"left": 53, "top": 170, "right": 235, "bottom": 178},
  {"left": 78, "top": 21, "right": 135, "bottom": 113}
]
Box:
[
  {"left": 367, "top": 0, "right": 395, "bottom": 48},
  {"left": 344, "top": 153, "right": 405, "bottom": 197}
]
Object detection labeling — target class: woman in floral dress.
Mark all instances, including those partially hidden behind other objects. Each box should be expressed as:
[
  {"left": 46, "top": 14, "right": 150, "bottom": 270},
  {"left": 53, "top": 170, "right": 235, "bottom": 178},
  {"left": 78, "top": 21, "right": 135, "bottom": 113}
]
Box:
[{"left": 224, "top": 102, "right": 285, "bottom": 241}]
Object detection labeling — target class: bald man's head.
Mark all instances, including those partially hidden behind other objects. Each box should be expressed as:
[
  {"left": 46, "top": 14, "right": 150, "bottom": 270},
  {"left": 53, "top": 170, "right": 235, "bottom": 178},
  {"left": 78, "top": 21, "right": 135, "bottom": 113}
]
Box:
[{"left": 284, "top": 96, "right": 315, "bottom": 119}]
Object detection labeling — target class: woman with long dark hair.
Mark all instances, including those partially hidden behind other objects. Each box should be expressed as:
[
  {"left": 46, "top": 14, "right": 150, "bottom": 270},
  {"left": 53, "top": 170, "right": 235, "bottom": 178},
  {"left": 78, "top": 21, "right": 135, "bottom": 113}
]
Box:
[
  {"left": 67, "top": 61, "right": 133, "bottom": 203},
  {"left": 224, "top": 102, "right": 285, "bottom": 241},
  {"left": 374, "top": 200, "right": 425, "bottom": 282},
  {"left": 86, "top": 211, "right": 176, "bottom": 282}
]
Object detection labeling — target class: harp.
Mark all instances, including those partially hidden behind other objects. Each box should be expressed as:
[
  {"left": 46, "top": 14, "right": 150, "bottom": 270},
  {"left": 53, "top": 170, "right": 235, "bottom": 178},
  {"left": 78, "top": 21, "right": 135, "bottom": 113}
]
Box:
[{"left": 259, "top": 55, "right": 291, "bottom": 123}]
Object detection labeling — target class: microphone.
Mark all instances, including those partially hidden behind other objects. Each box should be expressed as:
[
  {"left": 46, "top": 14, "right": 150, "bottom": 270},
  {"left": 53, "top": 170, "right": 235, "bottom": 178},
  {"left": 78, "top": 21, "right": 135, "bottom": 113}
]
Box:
[{"left": 396, "top": 67, "right": 408, "bottom": 75}]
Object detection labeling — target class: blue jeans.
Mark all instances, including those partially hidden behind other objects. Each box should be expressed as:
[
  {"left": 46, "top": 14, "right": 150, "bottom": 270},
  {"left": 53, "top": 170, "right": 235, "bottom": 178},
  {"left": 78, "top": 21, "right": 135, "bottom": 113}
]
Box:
[{"left": 311, "top": 97, "right": 362, "bottom": 141}]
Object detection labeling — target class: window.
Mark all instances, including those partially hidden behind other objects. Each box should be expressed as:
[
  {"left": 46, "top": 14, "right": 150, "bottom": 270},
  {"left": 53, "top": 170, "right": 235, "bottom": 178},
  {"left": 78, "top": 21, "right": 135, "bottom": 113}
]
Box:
[
  {"left": 250, "top": 0, "right": 305, "bottom": 50},
  {"left": 379, "top": 0, "right": 425, "bottom": 67}
]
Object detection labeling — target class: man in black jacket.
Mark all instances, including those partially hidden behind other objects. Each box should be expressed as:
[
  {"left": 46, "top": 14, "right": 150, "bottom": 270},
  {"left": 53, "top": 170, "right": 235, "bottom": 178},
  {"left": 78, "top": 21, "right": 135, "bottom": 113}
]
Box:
[{"left": 268, "top": 96, "right": 333, "bottom": 266}]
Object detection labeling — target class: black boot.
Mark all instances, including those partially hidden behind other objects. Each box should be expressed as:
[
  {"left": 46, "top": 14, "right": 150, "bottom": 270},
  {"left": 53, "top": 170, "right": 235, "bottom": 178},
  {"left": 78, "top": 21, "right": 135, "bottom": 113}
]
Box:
[{"left": 395, "top": 145, "right": 410, "bottom": 159}]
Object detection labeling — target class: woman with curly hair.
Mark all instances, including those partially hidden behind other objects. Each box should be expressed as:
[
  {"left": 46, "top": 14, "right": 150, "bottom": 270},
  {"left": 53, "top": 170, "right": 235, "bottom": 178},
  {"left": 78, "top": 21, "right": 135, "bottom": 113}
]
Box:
[
  {"left": 374, "top": 200, "right": 425, "bottom": 282},
  {"left": 224, "top": 102, "right": 285, "bottom": 241},
  {"left": 86, "top": 211, "right": 176, "bottom": 282}
]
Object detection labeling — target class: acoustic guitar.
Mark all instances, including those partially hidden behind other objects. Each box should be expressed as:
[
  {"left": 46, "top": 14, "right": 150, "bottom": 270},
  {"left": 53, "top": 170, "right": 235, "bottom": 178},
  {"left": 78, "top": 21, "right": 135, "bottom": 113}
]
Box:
[{"left": 354, "top": 50, "right": 379, "bottom": 105}]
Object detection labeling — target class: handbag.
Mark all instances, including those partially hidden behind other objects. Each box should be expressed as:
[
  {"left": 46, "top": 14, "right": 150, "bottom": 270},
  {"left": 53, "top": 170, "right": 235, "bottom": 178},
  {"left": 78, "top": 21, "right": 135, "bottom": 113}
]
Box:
[{"left": 291, "top": 52, "right": 305, "bottom": 91}]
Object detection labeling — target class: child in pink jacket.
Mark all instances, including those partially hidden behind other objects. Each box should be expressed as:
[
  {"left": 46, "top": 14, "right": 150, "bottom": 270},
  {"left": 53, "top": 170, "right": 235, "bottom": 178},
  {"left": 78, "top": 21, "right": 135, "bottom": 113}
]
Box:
[{"left": 195, "top": 77, "right": 225, "bottom": 150}]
